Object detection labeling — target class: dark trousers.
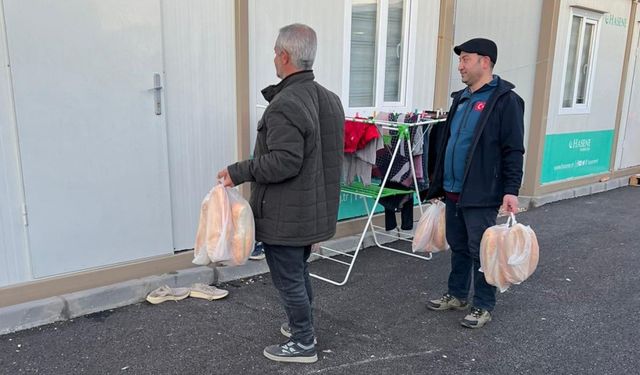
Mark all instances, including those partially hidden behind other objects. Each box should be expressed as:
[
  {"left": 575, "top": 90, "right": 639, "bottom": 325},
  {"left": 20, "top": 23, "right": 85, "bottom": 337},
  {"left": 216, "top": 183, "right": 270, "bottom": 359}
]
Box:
[
  {"left": 263, "top": 243, "right": 314, "bottom": 345},
  {"left": 445, "top": 197, "right": 499, "bottom": 311}
]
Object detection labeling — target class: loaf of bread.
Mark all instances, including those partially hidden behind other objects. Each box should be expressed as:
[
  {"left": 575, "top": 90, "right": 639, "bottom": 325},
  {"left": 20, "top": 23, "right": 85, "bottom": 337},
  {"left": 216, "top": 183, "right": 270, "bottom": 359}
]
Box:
[
  {"left": 206, "top": 185, "right": 231, "bottom": 261},
  {"left": 432, "top": 208, "right": 448, "bottom": 251},
  {"left": 412, "top": 201, "right": 448, "bottom": 253},
  {"left": 193, "top": 194, "right": 211, "bottom": 263},
  {"left": 229, "top": 199, "right": 255, "bottom": 265},
  {"left": 503, "top": 224, "right": 539, "bottom": 284},
  {"left": 480, "top": 224, "right": 510, "bottom": 291}
]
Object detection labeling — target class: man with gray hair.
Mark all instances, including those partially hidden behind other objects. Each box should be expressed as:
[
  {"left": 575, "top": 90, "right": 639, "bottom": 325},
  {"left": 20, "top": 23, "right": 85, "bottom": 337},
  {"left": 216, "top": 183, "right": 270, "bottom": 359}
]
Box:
[{"left": 218, "top": 23, "right": 344, "bottom": 363}]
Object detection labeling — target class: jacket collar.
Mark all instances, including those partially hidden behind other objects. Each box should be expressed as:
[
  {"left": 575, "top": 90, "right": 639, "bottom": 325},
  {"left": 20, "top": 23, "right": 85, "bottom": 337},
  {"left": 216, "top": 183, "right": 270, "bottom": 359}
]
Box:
[
  {"left": 450, "top": 75, "right": 515, "bottom": 100},
  {"left": 261, "top": 70, "right": 315, "bottom": 102}
]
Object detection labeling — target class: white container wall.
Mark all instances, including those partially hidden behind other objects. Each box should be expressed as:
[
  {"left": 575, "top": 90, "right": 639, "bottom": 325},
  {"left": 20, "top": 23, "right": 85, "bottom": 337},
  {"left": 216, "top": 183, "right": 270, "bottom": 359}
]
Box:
[
  {"left": 449, "top": 0, "right": 543, "bottom": 150},
  {"left": 615, "top": 7, "right": 640, "bottom": 170},
  {"left": 248, "top": 0, "right": 346, "bottom": 151},
  {"left": 162, "top": 0, "right": 238, "bottom": 250},
  {"left": 0, "top": 3, "right": 30, "bottom": 287},
  {"left": 542, "top": 0, "right": 631, "bottom": 184},
  {"left": 410, "top": 0, "right": 441, "bottom": 111}
]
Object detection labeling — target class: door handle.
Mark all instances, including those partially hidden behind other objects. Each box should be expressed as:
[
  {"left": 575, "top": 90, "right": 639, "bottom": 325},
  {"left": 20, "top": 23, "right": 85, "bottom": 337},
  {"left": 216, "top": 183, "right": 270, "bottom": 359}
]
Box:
[{"left": 152, "top": 73, "right": 162, "bottom": 115}]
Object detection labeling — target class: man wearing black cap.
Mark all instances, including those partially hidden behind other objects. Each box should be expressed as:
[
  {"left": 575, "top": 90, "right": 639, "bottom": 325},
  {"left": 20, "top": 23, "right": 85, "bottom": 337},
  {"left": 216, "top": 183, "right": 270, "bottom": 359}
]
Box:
[{"left": 425, "top": 38, "right": 525, "bottom": 328}]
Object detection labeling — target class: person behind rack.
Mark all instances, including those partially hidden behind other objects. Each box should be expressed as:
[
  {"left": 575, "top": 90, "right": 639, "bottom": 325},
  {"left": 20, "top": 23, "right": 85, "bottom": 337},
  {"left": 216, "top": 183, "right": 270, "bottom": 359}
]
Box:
[
  {"left": 217, "top": 23, "right": 344, "bottom": 363},
  {"left": 424, "top": 38, "right": 525, "bottom": 328}
]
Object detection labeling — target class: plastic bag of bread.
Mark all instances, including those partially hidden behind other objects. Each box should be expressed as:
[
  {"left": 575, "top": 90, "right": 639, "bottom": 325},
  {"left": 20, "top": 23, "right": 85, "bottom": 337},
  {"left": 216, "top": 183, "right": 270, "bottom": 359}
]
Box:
[
  {"left": 412, "top": 200, "right": 449, "bottom": 253},
  {"left": 480, "top": 214, "right": 539, "bottom": 292},
  {"left": 193, "top": 184, "right": 255, "bottom": 266}
]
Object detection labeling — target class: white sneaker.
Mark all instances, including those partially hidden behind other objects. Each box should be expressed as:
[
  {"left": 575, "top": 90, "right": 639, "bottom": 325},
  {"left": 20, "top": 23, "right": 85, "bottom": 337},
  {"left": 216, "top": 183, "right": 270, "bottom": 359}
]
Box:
[
  {"left": 189, "top": 283, "right": 229, "bottom": 301},
  {"left": 146, "top": 285, "right": 190, "bottom": 304}
]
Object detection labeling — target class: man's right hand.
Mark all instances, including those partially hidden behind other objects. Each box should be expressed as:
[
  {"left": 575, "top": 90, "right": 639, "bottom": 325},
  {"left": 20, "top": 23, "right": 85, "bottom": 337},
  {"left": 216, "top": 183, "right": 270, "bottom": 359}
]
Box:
[{"left": 217, "top": 168, "right": 235, "bottom": 188}]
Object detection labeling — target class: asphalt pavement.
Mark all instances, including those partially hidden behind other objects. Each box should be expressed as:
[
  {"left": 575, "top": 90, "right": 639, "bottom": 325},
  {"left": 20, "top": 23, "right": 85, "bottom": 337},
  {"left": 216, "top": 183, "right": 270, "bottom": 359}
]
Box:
[{"left": 1, "top": 186, "right": 638, "bottom": 375}]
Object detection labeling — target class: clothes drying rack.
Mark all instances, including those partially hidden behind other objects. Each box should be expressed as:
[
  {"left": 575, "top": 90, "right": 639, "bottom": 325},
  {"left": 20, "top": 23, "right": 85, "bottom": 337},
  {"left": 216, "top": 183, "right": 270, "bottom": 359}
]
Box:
[{"left": 310, "top": 115, "right": 447, "bottom": 286}]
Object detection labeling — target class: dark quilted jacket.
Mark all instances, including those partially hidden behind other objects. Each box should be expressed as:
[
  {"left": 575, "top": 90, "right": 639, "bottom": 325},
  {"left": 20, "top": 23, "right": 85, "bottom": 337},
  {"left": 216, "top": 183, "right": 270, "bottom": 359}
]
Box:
[{"left": 228, "top": 70, "right": 344, "bottom": 246}]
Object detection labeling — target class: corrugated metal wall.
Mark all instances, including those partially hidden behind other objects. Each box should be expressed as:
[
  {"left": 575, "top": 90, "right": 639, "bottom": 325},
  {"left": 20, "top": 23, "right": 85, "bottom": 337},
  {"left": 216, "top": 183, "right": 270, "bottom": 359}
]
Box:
[
  {"left": 162, "top": 0, "right": 238, "bottom": 250},
  {"left": 0, "top": 3, "right": 29, "bottom": 286}
]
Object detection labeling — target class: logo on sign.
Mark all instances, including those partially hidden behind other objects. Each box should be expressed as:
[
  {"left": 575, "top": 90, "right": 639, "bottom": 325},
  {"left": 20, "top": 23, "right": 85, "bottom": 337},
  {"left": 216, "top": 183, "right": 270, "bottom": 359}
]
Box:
[{"left": 473, "top": 101, "right": 486, "bottom": 112}]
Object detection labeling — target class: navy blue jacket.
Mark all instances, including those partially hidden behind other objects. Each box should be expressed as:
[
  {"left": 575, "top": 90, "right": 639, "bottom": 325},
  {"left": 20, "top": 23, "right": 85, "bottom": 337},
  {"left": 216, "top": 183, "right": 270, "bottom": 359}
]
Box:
[{"left": 426, "top": 77, "right": 525, "bottom": 207}]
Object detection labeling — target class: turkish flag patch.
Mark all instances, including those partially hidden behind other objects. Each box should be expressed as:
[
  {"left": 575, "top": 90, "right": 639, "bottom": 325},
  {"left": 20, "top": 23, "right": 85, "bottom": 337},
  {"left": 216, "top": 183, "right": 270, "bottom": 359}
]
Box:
[{"left": 473, "top": 101, "right": 486, "bottom": 112}]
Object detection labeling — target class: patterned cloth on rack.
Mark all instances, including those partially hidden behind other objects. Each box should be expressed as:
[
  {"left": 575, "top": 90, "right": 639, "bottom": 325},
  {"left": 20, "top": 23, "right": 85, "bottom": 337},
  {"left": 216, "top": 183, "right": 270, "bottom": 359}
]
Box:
[{"left": 374, "top": 114, "right": 423, "bottom": 188}]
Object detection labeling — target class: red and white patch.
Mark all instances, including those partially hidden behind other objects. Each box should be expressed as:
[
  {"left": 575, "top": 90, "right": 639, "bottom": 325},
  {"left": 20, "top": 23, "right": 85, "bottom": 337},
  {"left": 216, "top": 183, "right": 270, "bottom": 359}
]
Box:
[{"left": 473, "top": 101, "right": 486, "bottom": 112}]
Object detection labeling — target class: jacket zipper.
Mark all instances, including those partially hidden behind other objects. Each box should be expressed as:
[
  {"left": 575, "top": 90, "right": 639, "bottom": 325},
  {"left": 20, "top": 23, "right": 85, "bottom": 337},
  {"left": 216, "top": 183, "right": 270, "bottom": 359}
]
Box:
[
  {"left": 450, "top": 99, "right": 474, "bottom": 192},
  {"left": 457, "top": 89, "right": 508, "bottom": 205}
]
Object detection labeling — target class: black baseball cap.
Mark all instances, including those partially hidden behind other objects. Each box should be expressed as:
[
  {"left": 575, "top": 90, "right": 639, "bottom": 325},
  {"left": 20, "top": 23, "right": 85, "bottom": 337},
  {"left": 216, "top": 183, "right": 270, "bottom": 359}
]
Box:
[{"left": 454, "top": 38, "right": 497, "bottom": 64}]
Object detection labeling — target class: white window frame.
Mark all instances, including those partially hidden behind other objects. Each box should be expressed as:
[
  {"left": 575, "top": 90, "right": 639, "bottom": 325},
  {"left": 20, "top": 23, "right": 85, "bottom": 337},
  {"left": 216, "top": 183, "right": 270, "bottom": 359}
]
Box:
[
  {"left": 559, "top": 8, "right": 602, "bottom": 115},
  {"left": 341, "top": 0, "right": 418, "bottom": 116}
]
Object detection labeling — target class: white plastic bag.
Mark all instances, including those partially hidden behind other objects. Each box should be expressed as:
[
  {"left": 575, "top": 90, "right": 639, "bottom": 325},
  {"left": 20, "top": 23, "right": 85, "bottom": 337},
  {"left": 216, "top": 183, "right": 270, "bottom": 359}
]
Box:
[
  {"left": 193, "top": 184, "right": 255, "bottom": 266},
  {"left": 479, "top": 214, "right": 539, "bottom": 292},
  {"left": 412, "top": 200, "right": 449, "bottom": 253}
]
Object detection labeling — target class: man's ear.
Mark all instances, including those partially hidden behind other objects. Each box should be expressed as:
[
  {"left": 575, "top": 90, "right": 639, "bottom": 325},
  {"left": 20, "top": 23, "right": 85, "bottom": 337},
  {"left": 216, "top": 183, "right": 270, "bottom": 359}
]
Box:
[{"left": 281, "top": 50, "right": 290, "bottom": 65}]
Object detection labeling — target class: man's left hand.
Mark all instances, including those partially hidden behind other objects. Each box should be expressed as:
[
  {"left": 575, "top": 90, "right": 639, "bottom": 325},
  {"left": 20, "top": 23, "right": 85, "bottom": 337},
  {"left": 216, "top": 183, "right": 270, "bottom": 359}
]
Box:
[
  {"left": 501, "top": 194, "right": 519, "bottom": 214},
  {"left": 217, "top": 168, "right": 235, "bottom": 187}
]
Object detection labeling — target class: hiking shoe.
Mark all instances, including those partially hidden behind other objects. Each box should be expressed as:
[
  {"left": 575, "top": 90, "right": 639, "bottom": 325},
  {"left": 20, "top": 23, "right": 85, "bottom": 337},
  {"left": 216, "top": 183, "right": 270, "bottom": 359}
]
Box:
[
  {"left": 145, "top": 285, "right": 190, "bottom": 304},
  {"left": 189, "top": 283, "right": 229, "bottom": 301},
  {"left": 426, "top": 293, "right": 469, "bottom": 311},
  {"left": 249, "top": 242, "right": 265, "bottom": 260},
  {"left": 461, "top": 307, "right": 492, "bottom": 329},
  {"left": 280, "top": 323, "right": 317, "bottom": 344},
  {"left": 263, "top": 340, "right": 317, "bottom": 363}
]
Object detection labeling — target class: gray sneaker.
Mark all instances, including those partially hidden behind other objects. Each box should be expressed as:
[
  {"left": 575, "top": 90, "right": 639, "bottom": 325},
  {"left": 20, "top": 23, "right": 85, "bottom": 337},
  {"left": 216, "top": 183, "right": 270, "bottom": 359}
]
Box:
[
  {"left": 263, "top": 340, "right": 317, "bottom": 363},
  {"left": 461, "top": 307, "right": 492, "bottom": 328},
  {"left": 426, "top": 293, "right": 469, "bottom": 311},
  {"left": 280, "top": 323, "right": 317, "bottom": 344}
]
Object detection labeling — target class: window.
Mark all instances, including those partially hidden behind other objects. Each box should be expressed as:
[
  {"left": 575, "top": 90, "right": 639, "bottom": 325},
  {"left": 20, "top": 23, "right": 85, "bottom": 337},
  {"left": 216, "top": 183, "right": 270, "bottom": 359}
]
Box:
[
  {"left": 561, "top": 10, "right": 600, "bottom": 112},
  {"left": 347, "top": 0, "right": 412, "bottom": 109}
]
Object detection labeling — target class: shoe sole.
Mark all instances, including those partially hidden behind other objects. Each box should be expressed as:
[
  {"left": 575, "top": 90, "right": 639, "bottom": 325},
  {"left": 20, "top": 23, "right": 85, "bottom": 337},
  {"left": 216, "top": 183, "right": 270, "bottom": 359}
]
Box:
[
  {"left": 145, "top": 294, "right": 189, "bottom": 305},
  {"left": 280, "top": 326, "right": 318, "bottom": 344},
  {"left": 249, "top": 255, "right": 265, "bottom": 260},
  {"left": 426, "top": 304, "right": 469, "bottom": 311},
  {"left": 189, "top": 290, "right": 229, "bottom": 301},
  {"left": 460, "top": 315, "right": 492, "bottom": 329},
  {"left": 263, "top": 350, "right": 318, "bottom": 363}
]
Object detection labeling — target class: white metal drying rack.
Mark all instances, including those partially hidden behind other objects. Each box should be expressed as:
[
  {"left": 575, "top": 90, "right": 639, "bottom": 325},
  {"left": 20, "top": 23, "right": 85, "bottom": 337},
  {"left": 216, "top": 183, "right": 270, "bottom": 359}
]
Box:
[{"left": 310, "top": 115, "right": 447, "bottom": 286}]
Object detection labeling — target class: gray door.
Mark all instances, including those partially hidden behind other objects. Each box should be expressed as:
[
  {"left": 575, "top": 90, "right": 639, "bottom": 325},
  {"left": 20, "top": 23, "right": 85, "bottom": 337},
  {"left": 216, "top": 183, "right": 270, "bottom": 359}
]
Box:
[{"left": 4, "top": 0, "right": 174, "bottom": 277}]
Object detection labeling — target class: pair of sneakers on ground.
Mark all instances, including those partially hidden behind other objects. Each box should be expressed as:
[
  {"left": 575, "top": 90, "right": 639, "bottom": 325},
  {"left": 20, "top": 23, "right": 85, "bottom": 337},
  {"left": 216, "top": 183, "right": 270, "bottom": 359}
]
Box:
[
  {"left": 427, "top": 293, "right": 492, "bottom": 329},
  {"left": 263, "top": 322, "right": 318, "bottom": 363},
  {"left": 145, "top": 283, "right": 229, "bottom": 304}
]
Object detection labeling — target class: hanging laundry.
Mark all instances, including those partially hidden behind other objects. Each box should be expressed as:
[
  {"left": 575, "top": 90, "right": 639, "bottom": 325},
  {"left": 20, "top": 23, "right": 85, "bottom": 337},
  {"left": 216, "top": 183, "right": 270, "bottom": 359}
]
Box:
[
  {"left": 344, "top": 118, "right": 380, "bottom": 153},
  {"left": 343, "top": 123, "right": 383, "bottom": 186}
]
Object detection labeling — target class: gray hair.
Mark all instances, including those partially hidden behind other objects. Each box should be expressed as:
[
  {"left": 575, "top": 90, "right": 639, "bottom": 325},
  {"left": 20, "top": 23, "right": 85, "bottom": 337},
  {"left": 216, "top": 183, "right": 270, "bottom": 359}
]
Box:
[{"left": 275, "top": 23, "right": 317, "bottom": 70}]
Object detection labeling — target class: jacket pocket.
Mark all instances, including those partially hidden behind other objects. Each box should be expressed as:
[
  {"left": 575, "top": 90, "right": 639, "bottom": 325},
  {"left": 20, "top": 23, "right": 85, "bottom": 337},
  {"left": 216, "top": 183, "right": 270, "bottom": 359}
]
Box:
[{"left": 253, "top": 185, "right": 267, "bottom": 219}]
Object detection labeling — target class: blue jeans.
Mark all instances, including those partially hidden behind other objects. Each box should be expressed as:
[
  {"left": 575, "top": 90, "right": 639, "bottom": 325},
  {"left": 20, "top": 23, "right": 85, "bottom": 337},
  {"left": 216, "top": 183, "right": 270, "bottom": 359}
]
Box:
[
  {"left": 263, "top": 243, "right": 314, "bottom": 345},
  {"left": 445, "top": 197, "right": 499, "bottom": 311}
]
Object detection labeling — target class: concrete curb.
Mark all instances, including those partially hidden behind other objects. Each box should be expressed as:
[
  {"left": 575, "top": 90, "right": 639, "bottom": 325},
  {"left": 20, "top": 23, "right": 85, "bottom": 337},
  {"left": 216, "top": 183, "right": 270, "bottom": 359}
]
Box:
[
  {"left": 0, "top": 266, "right": 215, "bottom": 335},
  {"left": 0, "top": 230, "right": 402, "bottom": 336}
]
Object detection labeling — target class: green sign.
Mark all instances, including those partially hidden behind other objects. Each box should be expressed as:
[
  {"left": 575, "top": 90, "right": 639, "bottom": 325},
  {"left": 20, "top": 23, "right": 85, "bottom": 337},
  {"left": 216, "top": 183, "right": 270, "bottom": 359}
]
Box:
[
  {"left": 337, "top": 191, "right": 421, "bottom": 221},
  {"left": 541, "top": 130, "right": 614, "bottom": 184},
  {"left": 337, "top": 192, "right": 384, "bottom": 221}
]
